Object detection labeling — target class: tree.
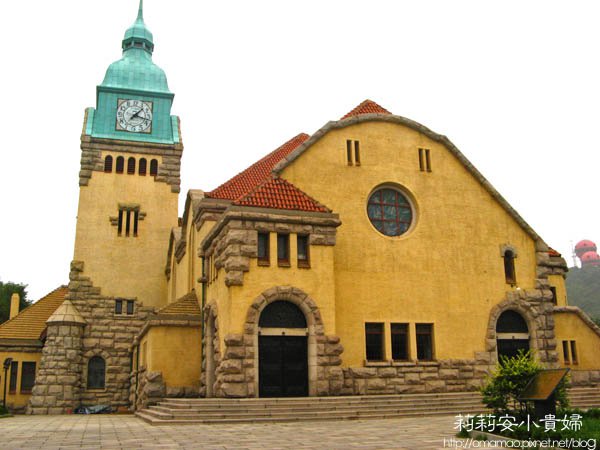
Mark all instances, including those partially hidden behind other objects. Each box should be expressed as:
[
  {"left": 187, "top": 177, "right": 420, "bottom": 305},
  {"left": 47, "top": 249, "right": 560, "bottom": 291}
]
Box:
[{"left": 0, "top": 281, "right": 30, "bottom": 325}]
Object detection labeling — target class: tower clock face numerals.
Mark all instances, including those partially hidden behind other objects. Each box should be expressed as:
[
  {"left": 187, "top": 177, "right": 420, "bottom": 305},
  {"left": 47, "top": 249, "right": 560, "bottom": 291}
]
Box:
[{"left": 116, "top": 99, "right": 153, "bottom": 133}]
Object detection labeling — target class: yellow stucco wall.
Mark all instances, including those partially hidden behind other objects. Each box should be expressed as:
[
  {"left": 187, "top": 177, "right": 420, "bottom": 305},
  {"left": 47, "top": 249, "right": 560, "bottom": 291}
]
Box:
[
  {"left": 145, "top": 326, "right": 201, "bottom": 388},
  {"left": 548, "top": 274, "right": 568, "bottom": 306},
  {"left": 0, "top": 351, "right": 41, "bottom": 409},
  {"left": 554, "top": 311, "right": 600, "bottom": 370},
  {"left": 207, "top": 233, "right": 337, "bottom": 343},
  {"left": 279, "top": 121, "right": 538, "bottom": 366},
  {"left": 74, "top": 152, "right": 178, "bottom": 308}
]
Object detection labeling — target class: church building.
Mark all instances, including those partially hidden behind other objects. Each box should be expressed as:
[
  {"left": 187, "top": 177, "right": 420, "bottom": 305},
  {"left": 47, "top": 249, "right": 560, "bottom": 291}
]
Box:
[{"left": 1, "top": 2, "right": 599, "bottom": 414}]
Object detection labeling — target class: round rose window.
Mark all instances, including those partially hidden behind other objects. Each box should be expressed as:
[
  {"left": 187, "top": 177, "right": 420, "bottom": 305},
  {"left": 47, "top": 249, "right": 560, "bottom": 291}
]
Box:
[{"left": 367, "top": 188, "right": 413, "bottom": 236}]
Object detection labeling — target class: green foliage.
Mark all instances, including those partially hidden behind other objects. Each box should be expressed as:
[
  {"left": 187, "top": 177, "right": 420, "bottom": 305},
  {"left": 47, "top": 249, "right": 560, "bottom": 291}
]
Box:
[
  {"left": 0, "top": 405, "right": 8, "bottom": 415},
  {"left": 0, "top": 281, "right": 30, "bottom": 325},
  {"left": 481, "top": 350, "right": 569, "bottom": 416},
  {"left": 566, "top": 266, "right": 600, "bottom": 318}
]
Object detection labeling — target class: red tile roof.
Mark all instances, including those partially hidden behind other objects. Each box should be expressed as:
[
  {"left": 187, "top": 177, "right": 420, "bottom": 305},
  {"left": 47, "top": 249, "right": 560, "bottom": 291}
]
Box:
[
  {"left": 548, "top": 247, "right": 562, "bottom": 257},
  {"left": 341, "top": 99, "right": 391, "bottom": 120},
  {"left": 234, "top": 177, "right": 330, "bottom": 213},
  {"left": 207, "top": 133, "right": 310, "bottom": 201}
]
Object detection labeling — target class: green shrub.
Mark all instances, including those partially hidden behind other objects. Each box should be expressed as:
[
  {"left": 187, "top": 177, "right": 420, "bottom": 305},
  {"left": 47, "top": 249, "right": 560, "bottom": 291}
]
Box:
[
  {"left": 481, "top": 350, "right": 569, "bottom": 416},
  {"left": 0, "top": 405, "right": 8, "bottom": 415}
]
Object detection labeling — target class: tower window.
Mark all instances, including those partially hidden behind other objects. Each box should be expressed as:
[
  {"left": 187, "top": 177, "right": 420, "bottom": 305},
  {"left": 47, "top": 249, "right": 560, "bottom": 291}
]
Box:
[
  {"left": 139, "top": 158, "right": 147, "bottom": 176},
  {"left": 117, "top": 207, "right": 140, "bottom": 237},
  {"left": 127, "top": 157, "right": 136, "bottom": 175},
  {"left": 126, "top": 300, "right": 135, "bottom": 315},
  {"left": 115, "top": 299, "right": 123, "bottom": 314},
  {"left": 503, "top": 249, "right": 516, "bottom": 285},
  {"left": 116, "top": 156, "right": 124, "bottom": 174},
  {"left": 277, "top": 233, "right": 290, "bottom": 266},
  {"left": 346, "top": 140, "right": 361, "bottom": 166},
  {"left": 365, "top": 322, "right": 384, "bottom": 361},
  {"left": 297, "top": 235, "right": 310, "bottom": 268},
  {"left": 257, "top": 232, "right": 270, "bottom": 266},
  {"left": 150, "top": 159, "right": 158, "bottom": 176},
  {"left": 104, "top": 156, "right": 113, "bottom": 173}
]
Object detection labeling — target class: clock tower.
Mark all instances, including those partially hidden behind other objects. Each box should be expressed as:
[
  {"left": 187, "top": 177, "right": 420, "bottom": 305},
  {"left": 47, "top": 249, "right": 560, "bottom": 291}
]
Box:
[{"left": 73, "top": 0, "right": 182, "bottom": 308}]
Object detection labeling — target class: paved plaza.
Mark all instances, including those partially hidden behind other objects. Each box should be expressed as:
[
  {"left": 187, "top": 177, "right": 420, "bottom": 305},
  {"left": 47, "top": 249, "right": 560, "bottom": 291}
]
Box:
[{"left": 0, "top": 414, "right": 496, "bottom": 450}]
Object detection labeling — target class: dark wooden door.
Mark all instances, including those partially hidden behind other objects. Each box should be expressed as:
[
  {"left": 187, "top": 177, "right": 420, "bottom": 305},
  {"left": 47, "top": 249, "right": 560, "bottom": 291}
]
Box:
[{"left": 259, "top": 336, "right": 308, "bottom": 397}]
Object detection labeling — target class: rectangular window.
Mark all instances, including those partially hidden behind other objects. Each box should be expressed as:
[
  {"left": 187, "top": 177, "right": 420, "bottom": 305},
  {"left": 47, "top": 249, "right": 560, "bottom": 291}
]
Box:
[
  {"left": 418, "top": 148, "right": 424, "bottom": 171},
  {"left": 277, "top": 233, "right": 290, "bottom": 266},
  {"left": 391, "top": 323, "right": 409, "bottom": 361},
  {"left": 9, "top": 361, "right": 18, "bottom": 394},
  {"left": 354, "top": 140, "right": 361, "bottom": 165},
  {"left": 419, "top": 148, "right": 432, "bottom": 172},
  {"left": 346, "top": 140, "right": 353, "bottom": 166},
  {"left": 562, "top": 340, "right": 570, "bottom": 364},
  {"left": 297, "top": 235, "right": 310, "bottom": 268},
  {"left": 550, "top": 286, "right": 557, "bottom": 304},
  {"left": 570, "top": 341, "right": 578, "bottom": 364},
  {"left": 365, "top": 322, "right": 384, "bottom": 361},
  {"left": 115, "top": 299, "right": 123, "bottom": 315},
  {"left": 126, "top": 300, "right": 135, "bottom": 315},
  {"left": 125, "top": 209, "right": 131, "bottom": 236},
  {"left": 20, "top": 362, "right": 36, "bottom": 393},
  {"left": 425, "top": 149, "right": 431, "bottom": 172},
  {"left": 416, "top": 324, "right": 434, "bottom": 361},
  {"left": 257, "top": 232, "right": 270, "bottom": 266},
  {"left": 118, "top": 209, "right": 124, "bottom": 235},
  {"left": 133, "top": 211, "right": 139, "bottom": 237}
]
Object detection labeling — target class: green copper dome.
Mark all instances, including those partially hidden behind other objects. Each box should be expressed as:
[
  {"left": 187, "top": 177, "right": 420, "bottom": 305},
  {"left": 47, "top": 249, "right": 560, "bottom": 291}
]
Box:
[{"left": 99, "top": 0, "right": 170, "bottom": 94}]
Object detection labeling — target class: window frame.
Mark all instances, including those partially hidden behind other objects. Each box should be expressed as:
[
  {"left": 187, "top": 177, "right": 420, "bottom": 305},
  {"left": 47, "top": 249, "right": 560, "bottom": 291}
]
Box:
[
  {"left": 19, "top": 361, "right": 36, "bottom": 394},
  {"left": 126, "top": 300, "right": 135, "bottom": 315},
  {"left": 366, "top": 186, "right": 414, "bottom": 237},
  {"left": 297, "top": 234, "right": 310, "bottom": 268},
  {"left": 9, "top": 361, "right": 18, "bottom": 394},
  {"left": 391, "top": 323, "right": 410, "bottom": 361},
  {"left": 277, "top": 233, "right": 290, "bottom": 267},
  {"left": 416, "top": 323, "right": 434, "bottom": 361},
  {"left": 115, "top": 299, "right": 123, "bottom": 315},
  {"left": 365, "top": 322, "right": 385, "bottom": 362},
  {"left": 257, "top": 232, "right": 270, "bottom": 266},
  {"left": 503, "top": 249, "right": 517, "bottom": 285},
  {"left": 87, "top": 356, "right": 106, "bottom": 390},
  {"left": 104, "top": 155, "right": 113, "bottom": 173}
]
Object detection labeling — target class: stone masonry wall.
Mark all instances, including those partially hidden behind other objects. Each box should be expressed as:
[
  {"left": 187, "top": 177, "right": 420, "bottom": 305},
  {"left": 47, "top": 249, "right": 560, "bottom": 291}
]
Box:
[{"left": 29, "top": 261, "right": 155, "bottom": 413}]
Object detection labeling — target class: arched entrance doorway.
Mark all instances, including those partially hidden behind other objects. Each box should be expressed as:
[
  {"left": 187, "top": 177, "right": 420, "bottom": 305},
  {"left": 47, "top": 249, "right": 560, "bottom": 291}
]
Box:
[
  {"left": 258, "top": 300, "right": 308, "bottom": 397},
  {"left": 496, "top": 310, "right": 530, "bottom": 360}
]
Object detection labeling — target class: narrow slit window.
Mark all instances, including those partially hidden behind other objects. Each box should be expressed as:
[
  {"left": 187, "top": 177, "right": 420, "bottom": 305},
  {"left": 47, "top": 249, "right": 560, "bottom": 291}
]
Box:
[
  {"left": 550, "top": 286, "right": 557, "bottom": 304},
  {"left": 9, "top": 361, "right": 18, "bottom": 393},
  {"left": 116, "top": 156, "right": 124, "bottom": 174},
  {"left": 257, "top": 232, "right": 270, "bottom": 265},
  {"left": 365, "top": 323, "right": 384, "bottom": 361},
  {"left": 150, "top": 159, "right": 158, "bottom": 176},
  {"left": 126, "top": 300, "right": 135, "bottom": 315},
  {"left": 346, "top": 140, "right": 353, "bottom": 165},
  {"left": 503, "top": 250, "right": 516, "bottom": 285},
  {"left": 139, "top": 158, "right": 147, "bottom": 176},
  {"left": 570, "top": 341, "right": 578, "bottom": 364},
  {"left": 277, "top": 233, "right": 290, "bottom": 266},
  {"left": 133, "top": 211, "right": 139, "bottom": 237},
  {"left": 115, "top": 299, "right": 123, "bottom": 315},
  {"left": 425, "top": 149, "right": 431, "bottom": 172},
  {"left": 127, "top": 157, "right": 136, "bottom": 175},
  {"left": 125, "top": 210, "right": 131, "bottom": 236},
  {"left": 104, "top": 155, "right": 113, "bottom": 173},
  {"left": 418, "top": 148, "right": 424, "bottom": 171},
  {"left": 118, "top": 209, "right": 124, "bottom": 236},
  {"left": 354, "top": 140, "right": 361, "bottom": 165},
  {"left": 297, "top": 235, "right": 310, "bottom": 268},
  {"left": 562, "top": 340, "right": 570, "bottom": 364}
]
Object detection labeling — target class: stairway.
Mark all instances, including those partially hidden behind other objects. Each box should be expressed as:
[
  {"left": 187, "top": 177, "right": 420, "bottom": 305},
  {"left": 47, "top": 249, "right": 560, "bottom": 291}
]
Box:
[
  {"left": 136, "top": 391, "right": 486, "bottom": 425},
  {"left": 569, "top": 387, "right": 600, "bottom": 410}
]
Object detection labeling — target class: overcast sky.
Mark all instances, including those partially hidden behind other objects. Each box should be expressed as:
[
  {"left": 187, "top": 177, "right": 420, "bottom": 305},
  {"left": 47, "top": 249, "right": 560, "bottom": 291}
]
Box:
[{"left": 1, "top": 1, "right": 598, "bottom": 301}]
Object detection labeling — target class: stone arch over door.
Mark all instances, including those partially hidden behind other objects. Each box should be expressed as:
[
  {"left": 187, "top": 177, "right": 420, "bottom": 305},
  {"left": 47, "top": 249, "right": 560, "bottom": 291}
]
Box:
[
  {"left": 243, "top": 286, "right": 342, "bottom": 397},
  {"left": 202, "top": 302, "right": 220, "bottom": 398},
  {"left": 487, "top": 299, "right": 541, "bottom": 364}
]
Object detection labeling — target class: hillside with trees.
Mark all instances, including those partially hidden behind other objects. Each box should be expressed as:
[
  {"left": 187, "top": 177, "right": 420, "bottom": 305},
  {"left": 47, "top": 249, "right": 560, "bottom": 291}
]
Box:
[{"left": 565, "top": 266, "right": 600, "bottom": 322}]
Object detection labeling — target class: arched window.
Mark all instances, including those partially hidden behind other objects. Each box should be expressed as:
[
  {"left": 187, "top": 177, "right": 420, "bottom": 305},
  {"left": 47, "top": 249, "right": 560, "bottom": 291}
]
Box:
[
  {"left": 496, "top": 310, "right": 528, "bottom": 333},
  {"left": 116, "top": 156, "right": 124, "bottom": 174},
  {"left": 104, "top": 155, "right": 113, "bottom": 173},
  {"left": 87, "top": 356, "right": 106, "bottom": 389},
  {"left": 127, "top": 157, "right": 136, "bottom": 175},
  {"left": 496, "top": 310, "right": 529, "bottom": 361},
  {"left": 503, "top": 250, "right": 516, "bottom": 285},
  {"left": 139, "top": 158, "right": 147, "bottom": 176},
  {"left": 150, "top": 159, "right": 158, "bottom": 176},
  {"left": 259, "top": 301, "right": 307, "bottom": 328}
]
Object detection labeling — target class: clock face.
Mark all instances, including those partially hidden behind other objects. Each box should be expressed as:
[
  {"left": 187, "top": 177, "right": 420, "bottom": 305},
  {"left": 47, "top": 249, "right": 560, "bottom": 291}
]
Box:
[{"left": 116, "top": 99, "right": 153, "bottom": 133}]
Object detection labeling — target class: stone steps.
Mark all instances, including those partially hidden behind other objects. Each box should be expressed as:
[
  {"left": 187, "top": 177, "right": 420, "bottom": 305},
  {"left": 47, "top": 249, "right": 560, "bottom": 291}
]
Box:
[
  {"left": 136, "top": 391, "right": 485, "bottom": 425},
  {"left": 569, "top": 387, "right": 600, "bottom": 409}
]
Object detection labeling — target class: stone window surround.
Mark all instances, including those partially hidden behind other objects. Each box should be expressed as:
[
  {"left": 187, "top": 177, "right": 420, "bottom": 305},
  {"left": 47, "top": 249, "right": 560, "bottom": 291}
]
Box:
[{"left": 82, "top": 349, "right": 111, "bottom": 392}]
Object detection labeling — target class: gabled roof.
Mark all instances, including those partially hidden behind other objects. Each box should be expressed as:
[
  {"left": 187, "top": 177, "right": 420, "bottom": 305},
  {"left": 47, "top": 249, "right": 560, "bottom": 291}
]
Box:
[
  {"left": 207, "top": 133, "right": 310, "bottom": 201},
  {"left": 234, "top": 177, "right": 330, "bottom": 213},
  {"left": 158, "top": 291, "right": 201, "bottom": 316},
  {"left": 341, "top": 99, "right": 391, "bottom": 120},
  {"left": 0, "top": 286, "right": 68, "bottom": 341}
]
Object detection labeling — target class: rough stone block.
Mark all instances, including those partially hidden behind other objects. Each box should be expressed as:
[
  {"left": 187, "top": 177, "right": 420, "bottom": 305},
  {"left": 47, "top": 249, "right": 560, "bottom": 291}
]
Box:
[{"left": 349, "top": 367, "right": 377, "bottom": 378}]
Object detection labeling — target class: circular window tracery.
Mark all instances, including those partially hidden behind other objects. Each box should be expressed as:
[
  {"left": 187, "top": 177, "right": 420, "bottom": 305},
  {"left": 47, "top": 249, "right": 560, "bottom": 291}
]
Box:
[{"left": 367, "top": 187, "right": 413, "bottom": 236}]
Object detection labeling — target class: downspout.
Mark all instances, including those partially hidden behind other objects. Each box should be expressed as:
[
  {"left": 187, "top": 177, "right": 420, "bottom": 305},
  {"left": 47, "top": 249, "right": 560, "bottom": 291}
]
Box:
[
  {"left": 200, "top": 256, "right": 206, "bottom": 390},
  {"left": 134, "top": 344, "right": 140, "bottom": 409}
]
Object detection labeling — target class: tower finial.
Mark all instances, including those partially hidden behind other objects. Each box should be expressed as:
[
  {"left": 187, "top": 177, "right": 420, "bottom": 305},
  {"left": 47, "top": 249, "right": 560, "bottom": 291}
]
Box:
[{"left": 137, "top": 0, "right": 144, "bottom": 21}]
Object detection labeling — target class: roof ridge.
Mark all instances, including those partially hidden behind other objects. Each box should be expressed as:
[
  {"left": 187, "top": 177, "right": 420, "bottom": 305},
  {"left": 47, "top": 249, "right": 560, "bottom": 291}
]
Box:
[
  {"left": 0, "top": 285, "right": 67, "bottom": 330},
  {"left": 341, "top": 99, "right": 391, "bottom": 120}
]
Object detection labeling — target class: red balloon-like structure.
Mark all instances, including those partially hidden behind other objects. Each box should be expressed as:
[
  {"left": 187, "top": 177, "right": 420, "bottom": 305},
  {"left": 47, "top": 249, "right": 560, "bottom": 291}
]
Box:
[{"left": 575, "top": 240, "right": 600, "bottom": 267}]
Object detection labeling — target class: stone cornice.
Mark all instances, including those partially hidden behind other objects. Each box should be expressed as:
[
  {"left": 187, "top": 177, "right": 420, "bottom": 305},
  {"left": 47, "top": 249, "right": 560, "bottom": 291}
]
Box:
[
  {"left": 0, "top": 338, "right": 43, "bottom": 348},
  {"left": 273, "top": 113, "right": 544, "bottom": 245},
  {"left": 133, "top": 316, "right": 201, "bottom": 346}
]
